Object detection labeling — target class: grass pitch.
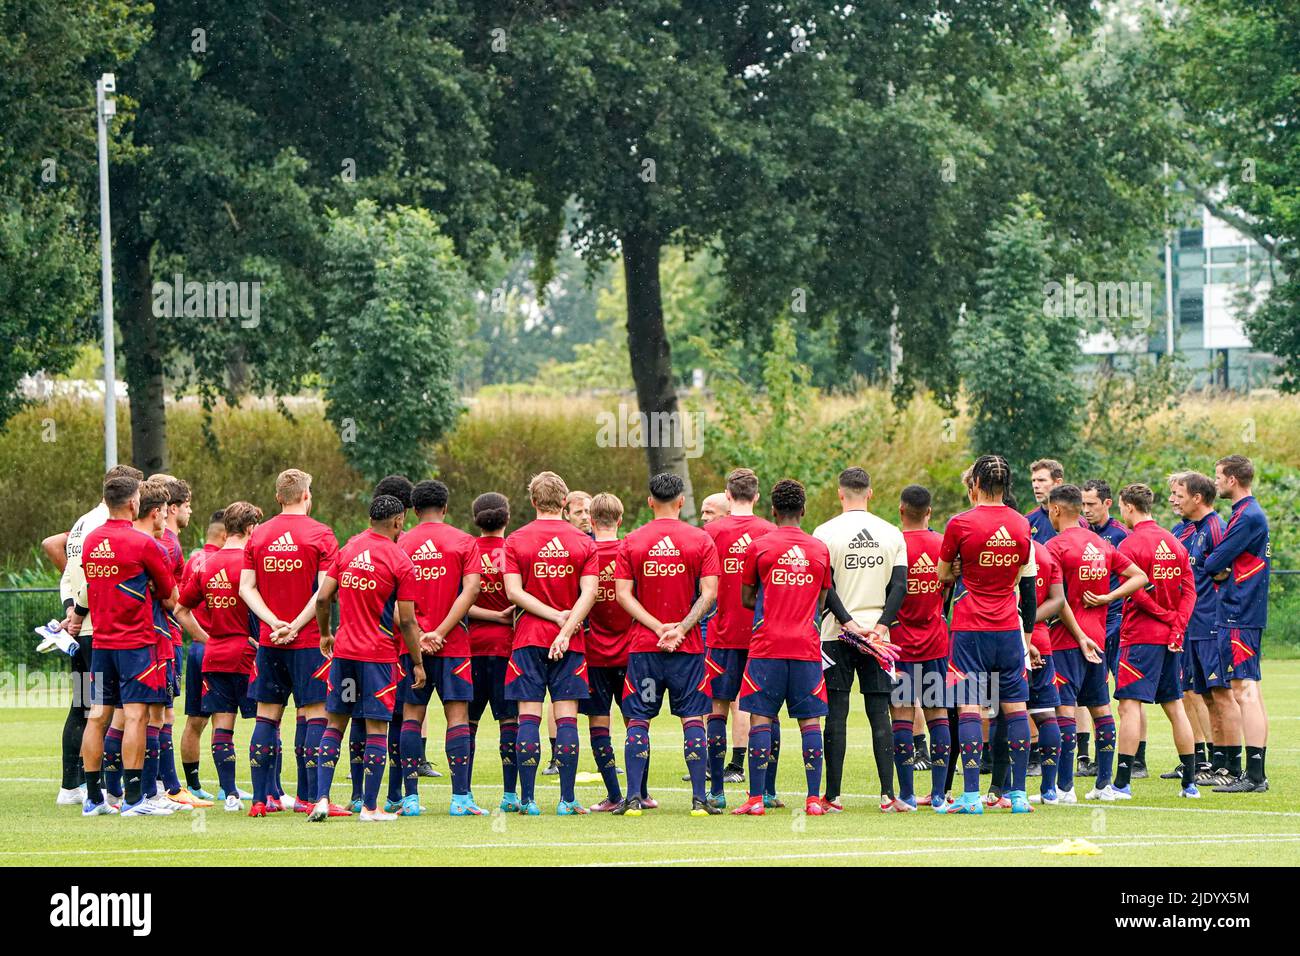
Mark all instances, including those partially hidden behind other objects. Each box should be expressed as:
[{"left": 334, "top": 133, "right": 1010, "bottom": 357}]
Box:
[{"left": 2, "top": 662, "right": 1299, "bottom": 867}]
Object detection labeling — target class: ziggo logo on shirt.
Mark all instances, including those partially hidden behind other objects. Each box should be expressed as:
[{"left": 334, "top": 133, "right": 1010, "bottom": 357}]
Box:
[{"left": 340, "top": 571, "right": 378, "bottom": 591}]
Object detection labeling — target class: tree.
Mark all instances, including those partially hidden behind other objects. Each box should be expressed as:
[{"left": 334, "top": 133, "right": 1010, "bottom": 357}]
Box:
[
  {"left": 955, "top": 197, "right": 1082, "bottom": 481},
  {"left": 0, "top": 0, "right": 150, "bottom": 425},
  {"left": 1156, "top": 0, "right": 1300, "bottom": 387},
  {"left": 106, "top": 2, "right": 521, "bottom": 470},
  {"left": 319, "top": 202, "right": 469, "bottom": 482}
]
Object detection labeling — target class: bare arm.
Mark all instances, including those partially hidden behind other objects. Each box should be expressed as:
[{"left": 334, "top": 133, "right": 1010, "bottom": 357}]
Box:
[
  {"left": 314, "top": 575, "right": 339, "bottom": 656},
  {"left": 174, "top": 605, "right": 209, "bottom": 644},
  {"left": 504, "top": 573, "right": 566, "bottom": 626},
  {"left": 397, "top": 599, "right": 425, "bottom": 688},
  {"left": 42, "top": 533, "right": 69, "bottom": 573},
  {"left": 428, "top": 573, "right": 482, "bottom": 646},
  {"left": 1036, "top": 583, "right": 1065, "bottom": 623},
  {"left": 240, "top": 568, "right": 290, "bottom": 634},
  {"left": 615, "top": 578, "right": 664, "bottom": 634}
]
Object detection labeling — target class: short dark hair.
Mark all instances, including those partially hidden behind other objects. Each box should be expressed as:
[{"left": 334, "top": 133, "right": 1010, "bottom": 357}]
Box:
[
  {"left": 838, "top": 467, "right": 871, "bottom": 494},
  {"left": 1048, "top": 483, "right": 1083, "bottom": 511},
  {"left": 1119, "top": 483, "right": 1154, "bottom": 514},
  {"left": 412, "top": 479, "right": 450, "bottom": 513},
  {"left": 208, "top": 510, "right": 226, "bottom": 527},
  {"left": 105, "top": 464, "right": 143, "bottom": 483},
  {"left": 649, "top": 472, "right": 685, "bottom": 503},
  {"left": 472, "top": 492, "right": 509, "bottom": 532},
  {"left": 1082, "top": 478, "right": 1113, "bottom": 503},
  {"left": 370, "top": 494, "right": 405, "bottom": 522},
  {"left": 161, "top": 477, "right": 190, "bottom": 506},
  {"left": 771, "top": 479, "right": 806, "bottom": 517},
  {"left": 725, "top": 468, "right": 759, "bottom": 503},
  {"left": 1216, "top": 455, "right": 1255, "bottom": 487},
  {"left": 374, "top": 475, "right": 414, "bottom": 509},
  {"left": 103, "top": 475, "right": 139, "bottom": 509},
  {"left": 899, "top": 484, "right": 931, "bottom": 521},
  {"left": 1174, "top": 471, "right": 1216, "bottom": 506},
  {"left": 971, "top": 455, "right": 1012, "bottom": 497}
]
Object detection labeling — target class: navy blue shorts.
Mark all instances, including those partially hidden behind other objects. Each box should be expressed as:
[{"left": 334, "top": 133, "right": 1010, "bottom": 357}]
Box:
[
  {"left": 1187, "top": 634, "right": 1229, "bottom": 693},
  {"left": 468, "top": 655, "right": 517, "bottom": 722},
  {"left": 183, "top": 641, "right": 206, "bottom": 717},
  {"left": 163, "top": 645, "right": 183, "bottom": 699},
  {"left": 504, "top": 646, "right": 589, "bottom": 703},
  {"left": 949, "top": 629, "right": 1029, "bottom": 706},
  {"left": 1115, "top": 644, "right": 1183, "bottom": 705},
  {"left": 325, "top": 657, "right": 400, "bottom": 722},
  {"left": 891, "top": 657, "right": 950, "bottom": 709},
  {"left": 201, "top": 671, "right": 257, "bottom": 718},
  {"left": 579, "top": 665, "right": 626, "bottom": 717},
  {"left": 1053, "top": 646, "right": 1110, "bottom": 708},
  {"left": 1104, "top": 622, "right": 1122, "bottom": 680},
  {"left": 739, "top": 657, "right": 828, "bottom": 719},
  {"left": 90, "top": 647, "right": 169, "bottom": 708},
  {"left": 250, "top": 644, "right": 328, "bottom": 707},
  {"left": 1225, "top": 627, "right": 1262, "bottom": 683},
  {"left": 1028, "top": 654, "right": 1062, "bottom": 711},
  {"left": 398, "top": 654, "right": 474, "bottom": 706},
  {"left": 701, "top": 647, "right": 747, "bottom": 701},
  {"left": 620, "top": 651, "right": 709, "bottom": 721}
]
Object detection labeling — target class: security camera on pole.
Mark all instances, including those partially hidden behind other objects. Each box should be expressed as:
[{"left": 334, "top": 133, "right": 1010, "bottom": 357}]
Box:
[{"left": 95, "top": 72, "right": 118, "bottom": 470}]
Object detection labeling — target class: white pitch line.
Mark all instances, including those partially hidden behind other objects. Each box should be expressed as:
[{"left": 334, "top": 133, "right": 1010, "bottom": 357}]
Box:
[
  {"left": 586, "top": 834, "right": 1300, "bottom": 866},
  {"left": 5, "top": 831, "right": 1294, "bottom": 860}
]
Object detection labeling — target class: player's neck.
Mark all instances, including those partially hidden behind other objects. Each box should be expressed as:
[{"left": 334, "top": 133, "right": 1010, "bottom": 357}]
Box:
[
  {"left": 900, "top": 521, "right": 927, "bottom": 532},
  {"left": 280, "top": 503, "right": 310, "bottom": 516},
  {"left": 594, "top": 528, "right": 619, "bottom": 541},
  {"left": 480, "top": 530, "right": 505, "bottom": 539},
  {"left": 1228, "top": 489, "right": 1251, "bottom": 505},
  {"left": 650, "top": 507, "right": 681, "bottom": 521},
  {"left": 107, "top": 507, "right": 133, "bottom": 522},
  {"left": 534, "top": 510, "right": 564, "bottom": 521},
  {"left": 166, "top": 518, "right": 180, "bottom": 534},
  {"left": 417, "top": 511, "right": 446, "bottom": 524},
  {"left": 1186, "top": 504, "right": 1213, "bottom": 521},
  {"left": 222, "top": 536, "right": 247, "bottom": 550},
  {"left": 840, "top": 499, "right": 869, "bottom": 514},
  {"left": 730, "top": 502, "right": 756, "bottom": 517},
  {"left": 774, "top": 516, "right": 803, "bottom": 528}
]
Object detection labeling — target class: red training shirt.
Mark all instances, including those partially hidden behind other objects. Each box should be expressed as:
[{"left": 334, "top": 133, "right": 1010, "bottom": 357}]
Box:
[
  {"left": 503, "top": 519, "right": 599, "bottom": 654},
  {"left": 328, "top": 529, "right": 417, "bottom": 664},
  {"left": 741, "top": 525, "right": 832, "bottom": 662},
  {"left": 179, "top": 548, "right": 256, "bottom": 674},
  {"left": 469, "top": 535, "right": 513, "bottom": 658},
  {"left": 399, "top": 520, "right": 477, "bottom": 659},
  {"left": 1046, "top": 526, "right": 1134, "bottom": 652},
  {"left": 939, "top": 504, "right": 1034, "bottom": 633},
  {"left": 615, "top": 517, "right": 721, "bottom": 656},
  {"left": 80, "top": 518, "right": 176, "bottom": 651},
  {"left": 586, "top": 537, "right": 633, "bottom": 667},
  {"left": 893, "top": 528, "right": 949, "bottom": 662},
  {"left": 703, "top": 513, "right": 777, "bottom": 650},
  {"left": 244, "top": 513, "right": 339, "bottom": 649}
]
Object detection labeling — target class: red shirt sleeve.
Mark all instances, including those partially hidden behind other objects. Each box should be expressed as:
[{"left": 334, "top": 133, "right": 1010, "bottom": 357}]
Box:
[
  {"left": 141, "top": 537, "right": 176, "bottom": 597},
  {"left": 578, "top": 537, "right": 600, "bottom": 577},
  {"left": 939, "top": 514, "right": 963, "bottom": 563},
  {"left": 699, "top": 535, "right": 721, "bottom": 578},
  {"left": 613, "top": 540, "right": 634, "bottom": 581},
  {"left": 394, "top": 552, "right": 417, "bottom": 603},
  {"left": 741, "top": 546, "right": 759, "bottom": 588},
  {"left": 318, "top": 527, "right": 339, "bottom": 568},
  {"left": 178, "top": 572, "right": 203, "bottom": 610},
  {"left": 502, "top": 536, "right": 522, "bottom": 577}
]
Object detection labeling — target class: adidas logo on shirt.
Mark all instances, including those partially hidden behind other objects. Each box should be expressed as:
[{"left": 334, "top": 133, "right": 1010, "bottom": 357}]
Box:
[
  {"left": 267, "top": 531, "right": 298, "bottom": 553},
  {"left": 1082, "top": 543, "right": 1105, "bottom": 561},
  {"left": 600, "top": 560, "right": 616, "bottom": 582},
  {"left": 985, "top": 526, "right": 1018, "bottom": 547},
  {"left": 728, "top": 533, "right": 753, "bottom": 555},
  {"left": 536, "top": 536, "right": 569, "bottom": 558},
  {"left": 209, "top": 567, "right": 232, "bottom": 590},
  {"left": 479, "top": 553, "right": 498, "bottom": 575},
  {"left": 648, "top": 536, "right": 681, "bottom": 557},
  {"left": 910, "top": 552, "right": 936, "bottom": 575},
  {"left": 1151, "top": 538, "right": 1182, "bottom": 580},
  {"left": 412, "top": 539, "right": 443, "bottom": 561},
  {"left": 88, "top": 539, "right": 115, "bottom": 560},
  {"left": 848, "top": 527, "right": 878, "bottom": 549},
  {"left": 348, "top": 549, "right": 376, "bottom": 572},
  {"left": 1155, "top": 540, "right": 1175, "bottom": 558},
  {"left": 776, "top": 544, "right": 809, "bottom": 568}
]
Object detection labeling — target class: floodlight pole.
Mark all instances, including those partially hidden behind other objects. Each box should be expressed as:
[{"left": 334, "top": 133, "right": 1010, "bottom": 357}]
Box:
[{"left": 96, "top": 73, "right": 118, "bottom": 470}]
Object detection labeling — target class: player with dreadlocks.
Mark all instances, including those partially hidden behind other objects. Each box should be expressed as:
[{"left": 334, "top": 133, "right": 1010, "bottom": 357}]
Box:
[{"left": 936, "top": 455, "right": 1039, "bottom": 815}]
